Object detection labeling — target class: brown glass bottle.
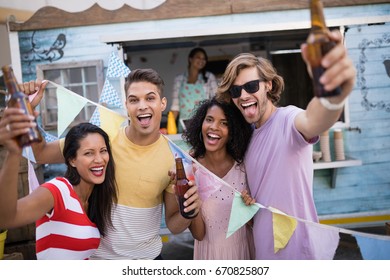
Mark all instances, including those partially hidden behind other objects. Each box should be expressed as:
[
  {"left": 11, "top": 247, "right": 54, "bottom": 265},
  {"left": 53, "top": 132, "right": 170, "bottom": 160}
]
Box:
[
  {"left": 1, "top": 65, "right": 42, "bottom": 147},
  {"left": 306, "top": 0, "right": 341, "bottom": 97},
  {"left": 175, "top": 157, "right": 196, "bottom": 219}
]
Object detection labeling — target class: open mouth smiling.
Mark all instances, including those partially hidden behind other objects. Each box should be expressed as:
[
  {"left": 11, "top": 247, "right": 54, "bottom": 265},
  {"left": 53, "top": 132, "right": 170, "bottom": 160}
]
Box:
[
  {"left": 138, "top": 113, "right": 152, "bottom": 126},
  {"left": 241, "top": 101, "right": 257, "bottom": 110},
  {"left": 91, "top": 166, "right": 104, "bottom": 176},
  {"left": 207, "top": 133, "right": 221, "bottom": 140}
]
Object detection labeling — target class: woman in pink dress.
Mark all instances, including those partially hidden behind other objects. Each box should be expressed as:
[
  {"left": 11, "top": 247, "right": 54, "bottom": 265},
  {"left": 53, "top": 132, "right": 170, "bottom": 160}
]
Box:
[{"left": 182, "top": 97, "right": 255, "bottom": 259}]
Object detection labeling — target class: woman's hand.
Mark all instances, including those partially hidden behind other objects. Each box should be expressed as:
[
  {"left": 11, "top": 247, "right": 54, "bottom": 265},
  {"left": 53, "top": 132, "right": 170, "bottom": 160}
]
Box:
[
  {"left": 241, "top": 189, "right": 256, "bottom": 206},
  {"left": 19, "top": 79, "right": 48, "bottom": 109},
  {"left": 0, "top": 107, "right": 37, "bottom": 154}
]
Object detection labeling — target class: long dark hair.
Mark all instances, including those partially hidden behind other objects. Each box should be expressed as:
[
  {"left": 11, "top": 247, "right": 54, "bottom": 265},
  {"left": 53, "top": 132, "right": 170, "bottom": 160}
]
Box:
[
  {"left": 188, "top": 47, "right": 209, "bottom": 83},
  {"left": 63, "top": 123, "right": 118, "bottom": 236},
  {"left": 182, "top": 97, "right": 253, "bottom": 163}
]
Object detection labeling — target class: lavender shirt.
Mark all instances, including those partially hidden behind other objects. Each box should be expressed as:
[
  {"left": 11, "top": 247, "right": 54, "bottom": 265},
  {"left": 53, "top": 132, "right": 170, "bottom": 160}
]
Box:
[{"left": 245, "top": 106, "right": 319, "bottom": 259}]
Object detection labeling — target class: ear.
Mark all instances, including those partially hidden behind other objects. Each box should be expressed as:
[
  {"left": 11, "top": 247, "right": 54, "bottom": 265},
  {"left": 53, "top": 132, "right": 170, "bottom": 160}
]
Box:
[
  {"left": 265, "top": 80, "right": 273, "bottom": 92},
  {"left": 161, "top": 97, "right": 167, "bottom": 112},
  {"left": 69, "top": 159, "right": 76, "bottom": 168}
]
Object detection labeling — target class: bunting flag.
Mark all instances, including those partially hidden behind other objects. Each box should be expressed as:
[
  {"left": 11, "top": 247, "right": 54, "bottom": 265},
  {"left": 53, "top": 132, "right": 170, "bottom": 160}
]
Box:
[
  {"left": 305, "top": 221, "right": 340, "bottom": 259},
  {"left": 227, "top": 192, "right": 260, "bottom": 238},
  {"left": 38, "top": 125, "right": 58, "bottom": 143},
  {"left": 97, "top": 106, "right": 126, "bottom": 140},
  {"left": 90, "top": 108, "right": 101, "bottom": 127},
  {"left": 56, "top": 85, "right": 88, "bottom": 137},
  {"left": 47, "top": 81, "right": 127, "bottom": 138},
  {"left": 22, "top": 146, "right": 36, "bottom": 163},
  {"left": 90, "top": 79, "right": 124, "bottom": 127},
  {"left": 100, "top": 79, "right": 123, "bottom": 108},
  {"left": 355, "top": 234, "right": 390, "bottom": 260},
  {"left": 271, "top": 208, "right": 298, "bottom": 253},
  {"left": 106, "top": 51, "right": 131, "bottom": 78},
  {"left": 27, "top": 159, "right": 40, "bottom": 193}
]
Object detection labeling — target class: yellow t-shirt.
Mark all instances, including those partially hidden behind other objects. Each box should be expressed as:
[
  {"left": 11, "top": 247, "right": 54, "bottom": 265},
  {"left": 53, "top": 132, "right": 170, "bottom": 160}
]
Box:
[{"left": 93, "top": 127, "right": 175, "bottom": 259}]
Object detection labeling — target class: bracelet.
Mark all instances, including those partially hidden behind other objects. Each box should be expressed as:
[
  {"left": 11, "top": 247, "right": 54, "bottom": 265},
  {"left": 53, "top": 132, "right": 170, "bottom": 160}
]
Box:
[{"left": 318, "top": 97, "right": 347, "bottom": 111}]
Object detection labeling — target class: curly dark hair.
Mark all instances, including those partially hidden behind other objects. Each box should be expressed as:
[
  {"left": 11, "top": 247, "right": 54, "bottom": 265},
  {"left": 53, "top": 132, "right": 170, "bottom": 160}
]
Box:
[
  {"left": 63, "top": 123, "right": 118, "bottom": 237},
  {"left": 182, "top": 97, "right": 253, "bottom": 163}
]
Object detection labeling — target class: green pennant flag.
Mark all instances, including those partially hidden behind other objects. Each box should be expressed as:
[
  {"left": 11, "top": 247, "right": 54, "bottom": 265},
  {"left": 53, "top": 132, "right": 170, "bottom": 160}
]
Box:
[
  {"left": 56, "top": 86, "right": 88, "bottom": 137},
  {"left": 226, "top": 192, "right": 260, "bottom": 238}
]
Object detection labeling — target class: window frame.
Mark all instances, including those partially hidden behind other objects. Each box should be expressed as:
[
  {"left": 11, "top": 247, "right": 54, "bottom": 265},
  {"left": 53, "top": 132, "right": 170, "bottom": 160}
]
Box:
[{"left": 36, "top": 60, "right": 104, "bottom": 130}]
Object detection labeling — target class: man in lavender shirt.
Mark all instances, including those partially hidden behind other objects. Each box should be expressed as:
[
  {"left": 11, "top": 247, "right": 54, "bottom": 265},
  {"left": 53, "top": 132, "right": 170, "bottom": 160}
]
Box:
[{"left": 216, "top": 31, "right": 356, "bottom": 259}]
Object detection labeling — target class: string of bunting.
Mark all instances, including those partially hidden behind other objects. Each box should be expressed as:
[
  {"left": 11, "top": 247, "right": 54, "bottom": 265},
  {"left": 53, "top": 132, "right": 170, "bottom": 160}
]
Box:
[{"left": 25, "top": 51, "right": 389, "bottom": 260}]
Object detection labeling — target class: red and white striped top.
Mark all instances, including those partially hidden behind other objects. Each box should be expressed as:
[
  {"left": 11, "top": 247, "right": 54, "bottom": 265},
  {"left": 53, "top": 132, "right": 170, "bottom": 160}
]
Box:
[{"left": 35, "top": 177, "right": 100, "bottom": 260}]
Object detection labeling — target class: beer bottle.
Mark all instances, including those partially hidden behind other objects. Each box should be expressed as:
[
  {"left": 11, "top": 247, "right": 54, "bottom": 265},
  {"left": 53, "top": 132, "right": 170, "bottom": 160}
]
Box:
[
  {"left": 1, "top": 65, "right": 42, "bottom": 147},
  {"left": 306, "top": 0, "right": 341, "bottom": 97},
  {"left": 175, "top": 157, "right": 196, "bottom": 219}
]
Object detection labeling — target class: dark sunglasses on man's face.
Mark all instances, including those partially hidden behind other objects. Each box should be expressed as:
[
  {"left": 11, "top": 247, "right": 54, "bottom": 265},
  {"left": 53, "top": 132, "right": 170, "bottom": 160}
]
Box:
[{"left": 228, "top": 79, "right": 261, "bottom": 98}]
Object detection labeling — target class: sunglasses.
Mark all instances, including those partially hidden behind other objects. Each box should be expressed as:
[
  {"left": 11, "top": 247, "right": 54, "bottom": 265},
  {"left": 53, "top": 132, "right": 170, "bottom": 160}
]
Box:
[{"left": 228, "top": 79, "right": 261, "bottom": 98}]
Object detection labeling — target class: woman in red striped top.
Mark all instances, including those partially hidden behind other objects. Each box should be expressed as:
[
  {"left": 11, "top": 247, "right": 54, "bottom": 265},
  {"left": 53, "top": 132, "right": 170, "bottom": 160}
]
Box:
[{"left": 0, "top": 114, "right": 117, "bottom": 260}]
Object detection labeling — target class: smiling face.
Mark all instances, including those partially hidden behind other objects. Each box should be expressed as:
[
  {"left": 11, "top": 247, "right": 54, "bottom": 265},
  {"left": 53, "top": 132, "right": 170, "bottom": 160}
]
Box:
[
  {"left": 70, "top": 133, "right": 109, "bottom": 187},
  {"left": 125, "top": 81, "right": 167, "bottom": 143},
  {"left": 189, "top": 51, "right": 207, "bottom": 71},
  {"left": 231, "top": 67, "right": 272, "bottom": 128},
  {"left": 201, "top": 105, "right": 229, "bottom": 153}
]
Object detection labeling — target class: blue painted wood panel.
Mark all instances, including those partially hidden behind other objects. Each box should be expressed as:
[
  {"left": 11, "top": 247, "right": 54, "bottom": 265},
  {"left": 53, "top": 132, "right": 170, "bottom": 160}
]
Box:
[
  {"left": 314, "top": 22, "right": 390, "bottom": 217},
  {"left": 18, "top": 26, "right": 117, "bottom": 82}
]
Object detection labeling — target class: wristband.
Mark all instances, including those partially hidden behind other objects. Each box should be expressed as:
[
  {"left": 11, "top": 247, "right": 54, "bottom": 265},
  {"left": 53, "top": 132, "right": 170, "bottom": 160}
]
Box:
[{"left": 319, "top": 97, "right": 347, "bottom": 111}]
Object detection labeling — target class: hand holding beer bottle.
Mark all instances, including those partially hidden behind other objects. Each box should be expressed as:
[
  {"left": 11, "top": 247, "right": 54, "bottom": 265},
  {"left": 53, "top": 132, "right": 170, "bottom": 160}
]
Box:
[
  {"left": 174, "top": 157, "right": 197, "bottom": 219},
  {"left": 306, "top": 0, "right": 341, "bottom": 98},
  {"left": 1, "top": 65, "right": 42, "bottom": 147}
]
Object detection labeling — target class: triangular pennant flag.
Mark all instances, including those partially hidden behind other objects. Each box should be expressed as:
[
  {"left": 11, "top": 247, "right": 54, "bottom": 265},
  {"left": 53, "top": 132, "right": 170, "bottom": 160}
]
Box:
[
  {"left": 27, "top": 159, "right": 40, "bottom": 193},
  {"left": 22, "top": 146, "right": 36, "bottom": 163},
  {"left": 56, "top": 86, "right": 88, "bottom": 137},
  {"left": 38, "top": 126, "right": 58, "bottom": 143},
  {"left": 90, "top": 107, "right": 101, "bottom": 127},
  {"left": 305, "top": 221, "right": 340, "bottom": 259},
  {"left": 100, "top": 79, "right": 123, "bottom": 108},
  {"left": 98, "top": 106, "right": 126, "bottom": 140},
  {"left": 226, "top": 192, "right": 260, "bottom": 238},
  {"left": 272, "top": 209, "right": 297, "bottom": 253},
  {"left": 106, "top": 52, "right": 131, "bottom": 78},
  {"left": 355, "top": 235, "right": 390, "bottom": 260},
  {"left": 194, "top": 167, "right": 222, "bottom": 201}
]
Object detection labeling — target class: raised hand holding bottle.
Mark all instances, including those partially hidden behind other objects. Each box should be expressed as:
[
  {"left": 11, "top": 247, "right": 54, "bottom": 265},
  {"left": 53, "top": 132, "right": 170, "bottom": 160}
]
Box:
[
  {"left": 306, "top": 0, "right": 341, "bottom": 97},
  {"left": 1, "top": 65, "right": 42, "bottom": 147}
]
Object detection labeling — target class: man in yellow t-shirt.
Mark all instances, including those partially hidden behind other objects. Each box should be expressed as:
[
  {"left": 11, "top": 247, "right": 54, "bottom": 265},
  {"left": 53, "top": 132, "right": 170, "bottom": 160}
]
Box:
[{"left": 27, "top": 69, "right": 202, "bottom": 259}]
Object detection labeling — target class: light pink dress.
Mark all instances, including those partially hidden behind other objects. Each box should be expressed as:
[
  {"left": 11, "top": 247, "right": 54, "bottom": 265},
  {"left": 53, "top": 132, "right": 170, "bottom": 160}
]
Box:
[{"left": 193, "top": 162, "right": 255, "bottom": 260}]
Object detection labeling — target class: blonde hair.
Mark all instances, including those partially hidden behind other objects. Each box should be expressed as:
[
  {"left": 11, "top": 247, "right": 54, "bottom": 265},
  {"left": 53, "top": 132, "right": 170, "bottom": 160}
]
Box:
[{"left": 217, "top": 53, "right": 284, "bottom": 105}]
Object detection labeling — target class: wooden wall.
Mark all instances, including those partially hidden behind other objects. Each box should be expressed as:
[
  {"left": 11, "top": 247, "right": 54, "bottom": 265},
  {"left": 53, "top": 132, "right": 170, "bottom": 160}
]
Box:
[
  {"left": 8, "top": 0, "right": 389, "bottom": 31},
  {"left": 313, "top": 22, "right": 390, "bottom": 215}
]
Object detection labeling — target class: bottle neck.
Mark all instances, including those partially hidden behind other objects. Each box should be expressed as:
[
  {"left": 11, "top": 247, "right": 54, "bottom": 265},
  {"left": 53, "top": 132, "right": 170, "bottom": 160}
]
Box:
[
  {"left": 310, "top": 0, "right": 327, "bottom": 31},
  {"left": 175, "top": 159, "right": 187, "bottom": 180},
  {"left": 1, "top": 66, "right": 21, "bottom": 95}
]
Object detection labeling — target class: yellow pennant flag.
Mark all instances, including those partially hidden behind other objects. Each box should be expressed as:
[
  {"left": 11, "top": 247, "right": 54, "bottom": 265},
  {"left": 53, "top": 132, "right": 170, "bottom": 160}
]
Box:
[
  {"left": 98, "top": 106, "right": 126, "bottom": 139},
  {"left": 272, "top": 209, "right": 297, "bottom": 253}
]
